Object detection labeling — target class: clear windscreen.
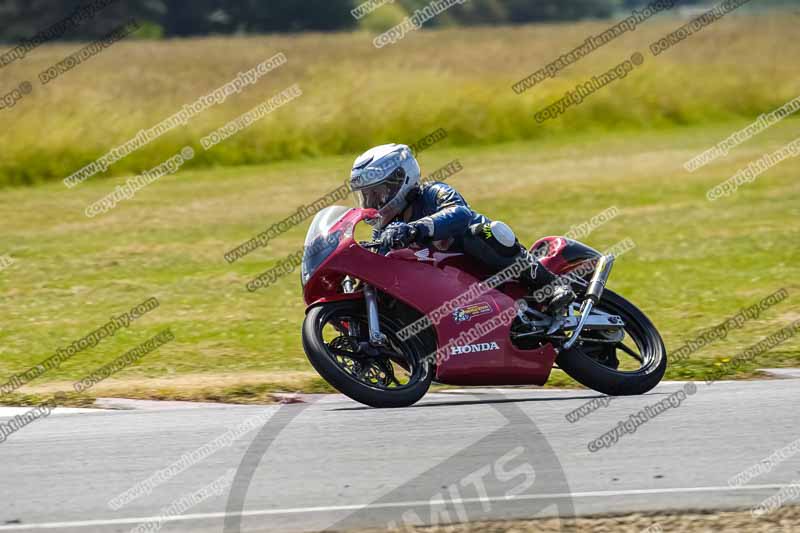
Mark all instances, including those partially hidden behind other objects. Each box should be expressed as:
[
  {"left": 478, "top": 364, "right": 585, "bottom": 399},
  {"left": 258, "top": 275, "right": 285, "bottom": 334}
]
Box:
[
  {"left": 303, "top": 206, "right": 351, "bottom": 249},
  {"left": 301, "top": 206, "right": 351, "bottom": 286}
]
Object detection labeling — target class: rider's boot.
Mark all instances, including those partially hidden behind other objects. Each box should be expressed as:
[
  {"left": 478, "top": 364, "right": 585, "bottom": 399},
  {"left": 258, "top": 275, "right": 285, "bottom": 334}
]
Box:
[{"left": 520, "top": 250, "right": 576, "bottom": 314}]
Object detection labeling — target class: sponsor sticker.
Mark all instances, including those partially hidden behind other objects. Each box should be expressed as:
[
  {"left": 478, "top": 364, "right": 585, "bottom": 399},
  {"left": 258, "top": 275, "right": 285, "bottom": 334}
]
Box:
[{"left": 453, "top": 302, "right": 493, "bottom": 323}]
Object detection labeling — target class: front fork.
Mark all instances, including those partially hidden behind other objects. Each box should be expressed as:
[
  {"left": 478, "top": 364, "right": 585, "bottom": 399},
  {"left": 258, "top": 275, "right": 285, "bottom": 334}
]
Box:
[
  {"left": 343, "top": 277, "right": 386, "bottom": 346},
  {"left": 362, "top": 283, "right": 388, "bottom": 346}
]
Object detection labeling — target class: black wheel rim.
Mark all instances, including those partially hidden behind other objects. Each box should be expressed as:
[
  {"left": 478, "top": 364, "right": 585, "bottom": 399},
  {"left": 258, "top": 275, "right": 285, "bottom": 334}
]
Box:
[
  {"left": 577, "top": 299, "right": 660, "bottom": 375},
  {"left": 317, "top": 309, "right": 429, "bottom": 392}
]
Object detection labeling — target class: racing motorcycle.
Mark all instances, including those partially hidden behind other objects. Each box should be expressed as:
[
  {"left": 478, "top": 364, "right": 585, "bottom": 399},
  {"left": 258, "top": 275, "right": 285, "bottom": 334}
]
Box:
[{"left": 301, "top": 206, "right": 666, "bottom": 408}]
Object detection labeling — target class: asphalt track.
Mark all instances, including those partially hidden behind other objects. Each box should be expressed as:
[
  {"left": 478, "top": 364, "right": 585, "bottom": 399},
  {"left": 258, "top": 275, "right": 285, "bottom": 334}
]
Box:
[{"left": 1, "top": 376, "right": 799, "bottom": 532}]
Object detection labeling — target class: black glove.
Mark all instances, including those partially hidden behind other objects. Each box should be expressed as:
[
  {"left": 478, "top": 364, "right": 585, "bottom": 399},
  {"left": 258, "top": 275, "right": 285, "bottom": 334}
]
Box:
[{"left": 382, "top": 222, "right": 418, "bottom": 249}]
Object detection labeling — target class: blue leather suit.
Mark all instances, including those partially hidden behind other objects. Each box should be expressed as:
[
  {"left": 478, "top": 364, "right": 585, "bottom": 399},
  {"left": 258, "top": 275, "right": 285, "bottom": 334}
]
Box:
[{"left": 375, "top": 182, "right": 489, "bottom": 251}]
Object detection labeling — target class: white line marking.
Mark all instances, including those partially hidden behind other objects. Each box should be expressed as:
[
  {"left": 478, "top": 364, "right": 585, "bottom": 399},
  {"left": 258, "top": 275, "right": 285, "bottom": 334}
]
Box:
[{"left": 0, "top": 483, "right": 789, "bottom": 530}]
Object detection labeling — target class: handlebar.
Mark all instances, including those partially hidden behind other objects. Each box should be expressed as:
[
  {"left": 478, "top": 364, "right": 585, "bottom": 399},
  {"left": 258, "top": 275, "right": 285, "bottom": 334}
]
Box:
[
  {"left": 360, "top": 226, "right": 417, "bottom": 249},
  {"left": 360, "top": 240, "right": 391, "bottom": 256}
]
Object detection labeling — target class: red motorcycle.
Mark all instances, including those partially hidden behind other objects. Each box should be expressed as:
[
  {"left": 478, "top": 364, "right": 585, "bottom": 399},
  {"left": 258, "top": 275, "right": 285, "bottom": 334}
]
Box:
[{"left": 301, "top": 206, "right": 666, "bottom": 408}]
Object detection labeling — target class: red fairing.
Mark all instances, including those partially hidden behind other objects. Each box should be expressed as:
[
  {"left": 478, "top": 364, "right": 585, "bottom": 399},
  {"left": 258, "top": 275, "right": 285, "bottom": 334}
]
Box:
[
  {"left": 303, "top": 209, "right": 557, "bottom": 387},
  {"left": 532, "top": 236, "right": 602, "bottom": 280},
  {"left": 533, "top": 236, "right": 569, "bottom": 274}
]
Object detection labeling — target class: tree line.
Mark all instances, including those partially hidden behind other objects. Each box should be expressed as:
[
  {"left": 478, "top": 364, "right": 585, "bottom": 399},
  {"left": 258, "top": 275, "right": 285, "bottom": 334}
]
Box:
[{"left": 0, "top": 0, "right": 792, "bottom": 41}]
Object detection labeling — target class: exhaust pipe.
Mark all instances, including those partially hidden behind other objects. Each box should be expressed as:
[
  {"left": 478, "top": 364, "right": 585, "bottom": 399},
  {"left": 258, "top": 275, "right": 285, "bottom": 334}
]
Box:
[
  {"left": 563, "top": 255, "right": 614, "bottom": 350},
  {"left": 585, "top": 255, "right": 615, "bottom": 304}
]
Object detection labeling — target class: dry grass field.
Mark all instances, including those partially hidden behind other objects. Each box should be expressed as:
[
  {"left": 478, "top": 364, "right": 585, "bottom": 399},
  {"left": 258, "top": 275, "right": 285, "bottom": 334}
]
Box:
[{"left": 1, "top": 12, "right": 798, "bottom": 186}]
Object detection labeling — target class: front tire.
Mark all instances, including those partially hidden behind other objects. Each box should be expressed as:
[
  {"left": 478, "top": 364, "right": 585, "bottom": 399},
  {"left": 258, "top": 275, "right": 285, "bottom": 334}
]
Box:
[
  {"left": 302, "top": 301, "right": 433, "bottom": 408},
  {"left": 556, "top": 289, "right": 666, "bottom": 395}
]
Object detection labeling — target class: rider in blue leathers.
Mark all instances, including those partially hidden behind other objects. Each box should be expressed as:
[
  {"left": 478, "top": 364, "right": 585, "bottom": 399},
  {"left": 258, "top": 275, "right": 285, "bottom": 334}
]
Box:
[{"left": 349, "top": 143, "right": 575, "bottom": 312}]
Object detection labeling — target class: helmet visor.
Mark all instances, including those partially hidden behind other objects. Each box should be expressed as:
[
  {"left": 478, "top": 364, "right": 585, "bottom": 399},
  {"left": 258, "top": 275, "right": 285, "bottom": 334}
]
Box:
[{"left": 354, "top": 178, "right": 403, "bottom": 210}]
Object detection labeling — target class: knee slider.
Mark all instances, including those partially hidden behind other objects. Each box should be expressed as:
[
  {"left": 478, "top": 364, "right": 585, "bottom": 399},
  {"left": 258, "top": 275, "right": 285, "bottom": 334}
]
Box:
[
  {"left": 470, "top": 221, "right": 513, "bottom": 243},
  {"left": 490, "top": 221, "right": 516, "bottom": 248}
]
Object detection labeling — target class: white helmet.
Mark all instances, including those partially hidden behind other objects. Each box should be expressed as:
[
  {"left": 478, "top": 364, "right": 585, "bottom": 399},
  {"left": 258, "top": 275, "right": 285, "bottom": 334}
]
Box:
[{"left": 349, "top": 144, "right": 421, "bottom": 229}]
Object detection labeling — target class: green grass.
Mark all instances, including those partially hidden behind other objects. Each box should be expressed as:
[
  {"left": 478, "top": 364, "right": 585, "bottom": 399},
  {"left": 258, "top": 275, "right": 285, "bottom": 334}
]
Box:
[{"left": 1, "top": 119, "right": 798, "bottom": 400}]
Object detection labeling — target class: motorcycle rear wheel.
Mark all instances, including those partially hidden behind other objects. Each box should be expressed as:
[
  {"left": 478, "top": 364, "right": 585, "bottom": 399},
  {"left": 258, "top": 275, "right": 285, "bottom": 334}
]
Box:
[
  {"left": 302, "top": 300, "right": 433, "bottom": 408},
  {"left": 556, "top": 289, "right": 666, "bottom": 395}
]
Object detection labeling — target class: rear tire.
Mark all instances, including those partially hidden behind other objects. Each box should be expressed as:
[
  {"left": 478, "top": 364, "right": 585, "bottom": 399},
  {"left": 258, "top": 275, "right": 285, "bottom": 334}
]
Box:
[
  {"left": 302, "top": 301, "right": 433, "bottom": 408},
  {"left": 556, "top": 289, "right": 666, "bottom": 395}
]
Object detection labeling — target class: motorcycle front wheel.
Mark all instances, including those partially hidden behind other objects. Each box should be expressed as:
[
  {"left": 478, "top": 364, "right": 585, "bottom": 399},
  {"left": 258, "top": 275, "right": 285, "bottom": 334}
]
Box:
[{"left": 302, "top": 300, "right": 433, "bottom": 408}]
